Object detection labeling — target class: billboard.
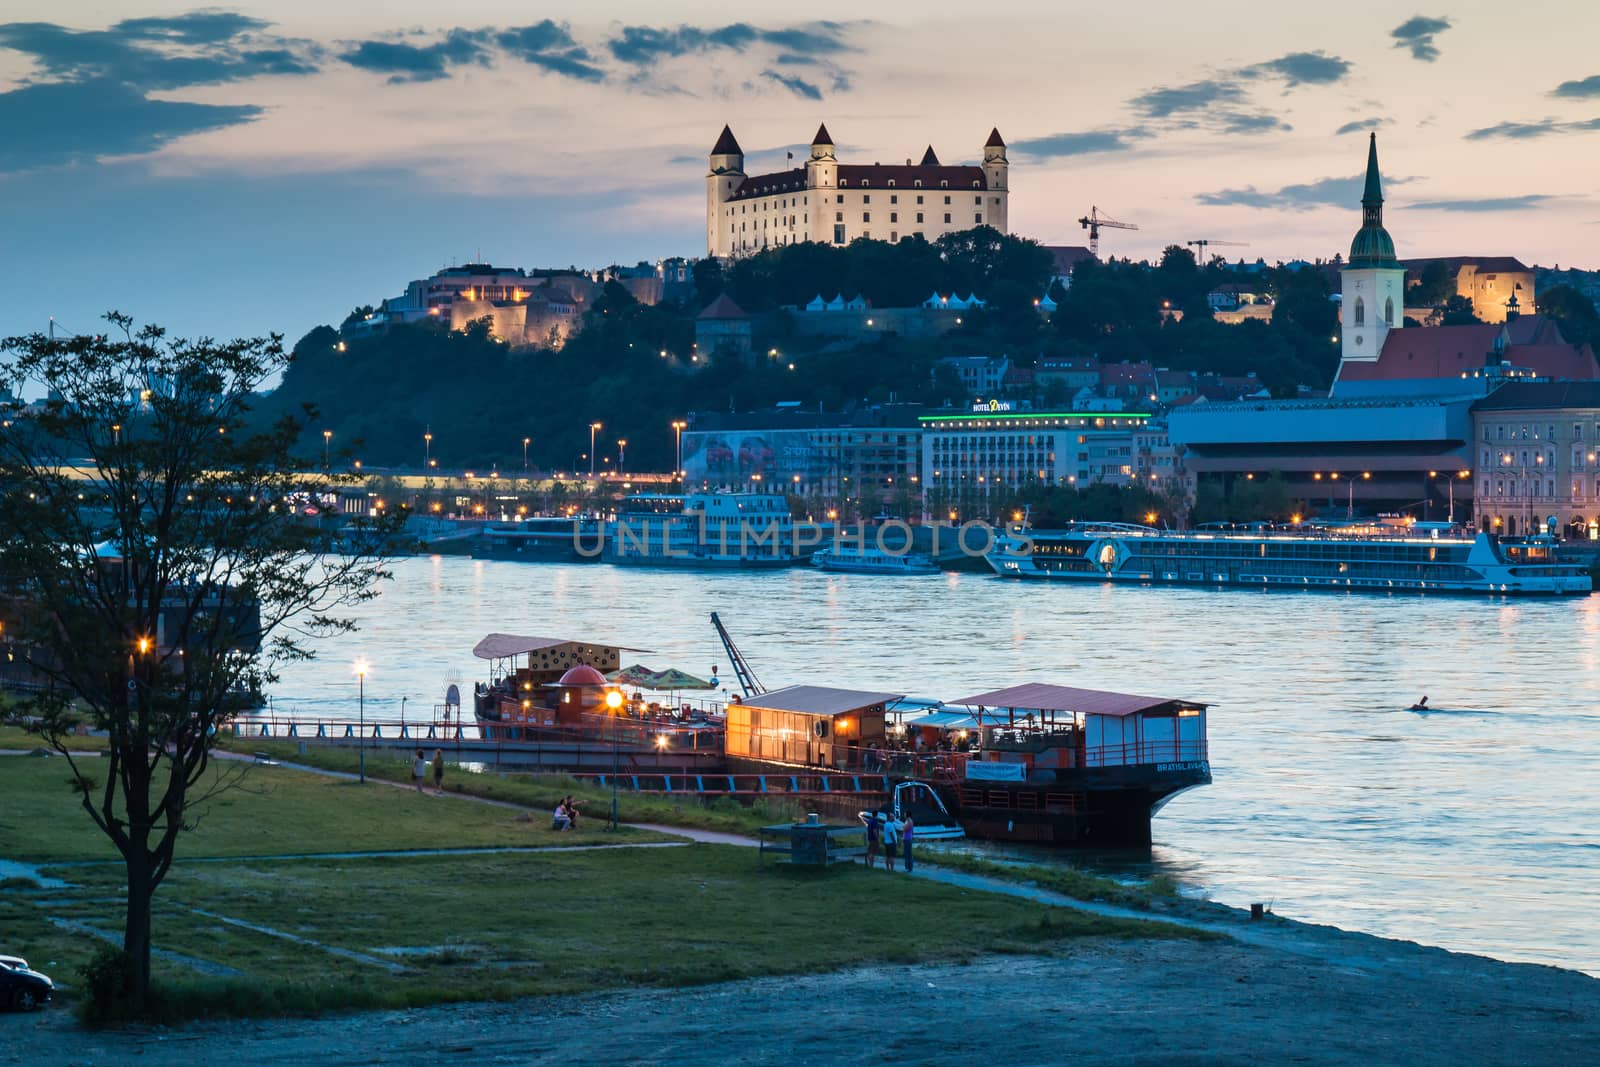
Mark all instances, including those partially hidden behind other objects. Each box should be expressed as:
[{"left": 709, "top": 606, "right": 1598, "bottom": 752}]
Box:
[{"left": 681, "top": 429, "right": 830, "bottom": 487}]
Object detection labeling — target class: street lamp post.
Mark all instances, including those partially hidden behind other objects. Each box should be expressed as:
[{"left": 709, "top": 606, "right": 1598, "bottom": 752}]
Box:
[
  {"left": 424, "top": 430, "right": 432, "bottom": 470},
  {"left": 671, "top": 420, "right": 686, "bottom": 478},
  {"left": 605, "top": 689, "right": 623, "bottom": 830},
  {"left": 323, "top": 429, "right": 332, "bottom": 469},
  {"left": 355, "top": 662, "right": 368, "bottom": 783},
  {"left": 523, "top": 436, "right": 531, "bottom": 471},
  {"left": 589, "top": 422, "right": 602, "bottom": 477},
  {"left": 617, "top": 439, "right": 627, "bottom": 474}
]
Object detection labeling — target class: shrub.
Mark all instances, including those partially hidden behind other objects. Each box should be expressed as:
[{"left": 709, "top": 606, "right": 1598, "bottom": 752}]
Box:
[{"left": 78, "top": 945, "right": 131, "bottom": 1024}]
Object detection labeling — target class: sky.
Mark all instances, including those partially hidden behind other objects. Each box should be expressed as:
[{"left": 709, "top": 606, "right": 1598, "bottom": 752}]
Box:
[{"left": 2, "top": 1, "right": 1598, "bottom": 343}]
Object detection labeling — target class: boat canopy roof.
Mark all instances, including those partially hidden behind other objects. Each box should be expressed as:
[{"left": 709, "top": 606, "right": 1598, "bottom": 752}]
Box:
[
  {"left": 744, "top": 684, "right": 904, "bottom": 717},
  {"left": 903, "top": 710, "right": 981, "bottom": 730},
  {"left": 949, "top": 683, "right": 1206, "bottom": 718},
  {"left": 472, "top": 633, "right": 648, "bottom": 660}
]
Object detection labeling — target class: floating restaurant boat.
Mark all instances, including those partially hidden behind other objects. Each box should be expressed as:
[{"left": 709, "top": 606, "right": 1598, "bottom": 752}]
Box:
[
  {"left": 812, "top": 546, "right": 939, "bottom": 575},
  {"left": 603, "top": 492, "right": 811, "bottom": 568},
  {"left": 986, "top": 523, "right": 1592, "bottom": 596},
  {"left": 722, "top": 680, "right": 1210, "bottom": 845}
]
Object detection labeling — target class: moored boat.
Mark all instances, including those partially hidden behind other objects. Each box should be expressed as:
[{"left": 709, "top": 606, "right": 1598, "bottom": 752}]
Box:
[
  {"left": 813, "top": 546, "right": 939, "bottom": 575},
  {"left": 987, "top": 523, "right": 1592, "bottom": 596}
]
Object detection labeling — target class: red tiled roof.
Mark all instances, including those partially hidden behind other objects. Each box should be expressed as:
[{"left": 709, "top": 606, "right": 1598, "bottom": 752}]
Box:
[
  {"left": 1043, "top": 245, "right": 1095, "bottom": 274},
  {"left": 919, "top": 145, "right": 940, "bottom": 165},
  {"left": 1099, "top": 361, "right": 1155, "bottom": 384},
  {"left": 1504, "top": 314, "right": 1564, "bottom": 346},
  {"left": 985, "top": 127, "right": 1006, "bottom": 148},
  {"left": 1503, "top": 343, "right": 1600, "bottom": 380},
  {"left": 729, "top": 168, "right": 808, "bottom": 199},
  {"left": 1403, "top": 255, "right": 1530, "bottom": 276},
  {"left": 697, "top": 293, "right": 749, "bottom": 320},
  {"left": 1341, "top": 322, "right": 1599, "bottom": 382},
  {"left": 838, "top": 164, "right": 987, "bottom": 190},
  {"left": 812, "top": 123, "right": 833, "bottom": 147}
]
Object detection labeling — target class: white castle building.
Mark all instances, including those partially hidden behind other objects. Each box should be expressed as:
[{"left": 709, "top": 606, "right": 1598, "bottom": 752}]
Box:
[{"left": 706, "top": 123, "right": 1010, "bottom": 259}]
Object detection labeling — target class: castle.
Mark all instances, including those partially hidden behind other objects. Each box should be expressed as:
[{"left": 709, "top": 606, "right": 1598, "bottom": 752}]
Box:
[{"left": 706, "top": 124, "right": 1010, "bottom": 259}]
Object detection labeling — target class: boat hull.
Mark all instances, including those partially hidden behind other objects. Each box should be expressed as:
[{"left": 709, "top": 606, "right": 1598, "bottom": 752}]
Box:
[{"left": 940, "top": 763, "right": 1211, "bottom": 846}]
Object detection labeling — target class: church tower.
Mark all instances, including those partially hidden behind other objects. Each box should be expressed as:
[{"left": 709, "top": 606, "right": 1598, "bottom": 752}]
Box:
[
  {"left": 1338, "top": 133, "right": 1405, "bottom": 368},
  {"left": 981, "top": 128, "right": 1009, "bottom": 232},
  {"left": 707, "top": 124, "right": 745, "bottom": 258}
]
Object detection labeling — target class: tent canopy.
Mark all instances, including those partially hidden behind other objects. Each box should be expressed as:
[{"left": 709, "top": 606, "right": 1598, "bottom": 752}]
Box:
[
  {"left": 949, "top": 683, "right": 1206, "bottom": 718},
  {"left": 472, "top": 634, "right": 649, "bottom": 661},
  {"left": 744, "top": 685, "right": 904, "bottom": 718}
]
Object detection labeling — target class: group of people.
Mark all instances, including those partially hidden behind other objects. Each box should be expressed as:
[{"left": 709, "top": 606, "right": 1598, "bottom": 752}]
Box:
[
  {"left": 862, "top": 810, "right": 916, "bottom": 873},
  {"left": 411, "top": 749, "right": 445, "bottom": 794},
  {"left": 552, "top": 795, "right": 584, "bottom": 831}
]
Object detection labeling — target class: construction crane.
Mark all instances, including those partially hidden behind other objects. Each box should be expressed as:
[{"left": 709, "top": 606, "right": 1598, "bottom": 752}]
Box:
[
  {"left": 709, "top": 611, "right": 764, "bottom": 697},
  {"left": 1077, "top": 206, "right": 1138, "bottom": 257},
  {"left": 1186, "top": 239, "right": 1250, "bottom": 262}
]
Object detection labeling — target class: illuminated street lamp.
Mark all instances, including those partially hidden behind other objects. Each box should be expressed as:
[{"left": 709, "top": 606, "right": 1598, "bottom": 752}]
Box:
[
  {"left": 424, "top": 429, "right": 432, "bottom": 469},
  {"left": 523, "top": 436, "right": 531, "bottom": 471},
  {"left": 354, "top": 660, "right": 368, "bottom": 783},
  {"left": 322, "top": 429, "right": 332, "bottom": 468},
  {"left": 589, "top": 422, "right": 602, "bottom": 476},
  {"left": 671, "top": 420, "right": 687, "bottom": 477},
  {"left": 617, "top": 439, "right": 627, "bottom": 474},
  {"left": 605, "top": 688, "right": 624, "bottom": 830}
]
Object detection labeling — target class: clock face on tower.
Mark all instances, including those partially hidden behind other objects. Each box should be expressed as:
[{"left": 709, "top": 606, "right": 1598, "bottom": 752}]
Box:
[{"left": 1355, "top": 335, "right": 1364, "bottom": 346}]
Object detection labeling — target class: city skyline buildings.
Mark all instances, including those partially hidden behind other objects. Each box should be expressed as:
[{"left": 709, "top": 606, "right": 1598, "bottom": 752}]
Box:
[{"left": 2, "top": 2, "right": 1599, "bottom": 341}]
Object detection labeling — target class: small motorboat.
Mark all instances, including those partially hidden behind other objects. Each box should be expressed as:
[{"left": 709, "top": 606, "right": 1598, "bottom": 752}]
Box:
[{"left": 859, "top": 780, "right": 965, "bottom": 840}]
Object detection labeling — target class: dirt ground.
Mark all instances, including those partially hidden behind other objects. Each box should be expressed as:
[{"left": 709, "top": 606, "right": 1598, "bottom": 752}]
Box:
[{"left": 5, "top": 922, "right": 1598, "bottom": 1067}]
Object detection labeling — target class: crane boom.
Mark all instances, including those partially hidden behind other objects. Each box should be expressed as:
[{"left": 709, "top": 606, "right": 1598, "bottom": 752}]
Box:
[
  {"left": 709, "top": 612, "right": 764, "bottom": 696},
  {"left": 1186, "top": 239, "right": 1250, "bottom": 261},
  {"left": 1076, "top": 206, "right": 1138, "bottom": 256}
]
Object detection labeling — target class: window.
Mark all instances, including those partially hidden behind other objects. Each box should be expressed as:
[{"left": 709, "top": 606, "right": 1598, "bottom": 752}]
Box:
[
  {"left": 940, "top": 180, "right": 948, "bottom": 189},
  {"left": 943, "top": 195, "right": 951, "bottom": 204},
  {"left": 975, "top": 213, "right": 983, "bottom": 224},
  {"left": 863, "top": 212, "right": 871, "bottom": 223},
  {"left": 1575, "top": 424, "right": 1583, "bottom": 440},
  {"left": 890, "top": 194, "right": 898, "bottom": 204},
  {"left": 1497, "top": 426, "right": 1504, "bottom": 440},
  {"left": 863, "top": 195, "right": 871, "bottom": 204},
  {"left": 887, "top": 181, "right": 896, "bottom": 189},
  {"left": 890, "top": 232, "right": 898, "bottom": 242},
  {"left": 836, "top": 194, "right": 844, "bottom": 204},
  {"left": 914, "top": 180, "right": 923, "bottom": 189},
  {"left": 1354, "top": 296, "right": 1365, "bottom": 326},
  {"left": 1384, "top": 297, "right": 1394, "bottom": 326},
  {"left": 835, "top": 211, "right": 843, "bottom": 222},
  {"left": 890, "top": 212, "right": 898, "bottom": 223},
  {"left": 944, "top": 213, "right": 952, "bottom": 223},
  {"left": 916, "top": 195, "right": 924, "bottom": 204},
  {"left": 833, "top": 224, "right": 846, "bottom": 244},
  {"left": 916, "top": 212, "right": 924, "bottom": 223},
  {"left": 975, "top": 195, "right": 982, "bottom": 204}
]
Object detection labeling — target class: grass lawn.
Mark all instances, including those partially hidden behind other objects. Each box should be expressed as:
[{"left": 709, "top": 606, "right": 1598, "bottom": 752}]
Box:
[
  {"left": 4, "top": 845, "right": 1210, "bottom": 1023},
  {"left": 0, "top": 755, "right": 674, "bottom": 864},
  {"left": 0, "top": 723, "right": 110, "bottom": 752},
  {"left": 225, "top": 739, "right": 806, "bottom": 837}
]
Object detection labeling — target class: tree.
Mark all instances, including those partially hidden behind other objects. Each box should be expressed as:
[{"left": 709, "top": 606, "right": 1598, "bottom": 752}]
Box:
[
  {"left": 1411, "top": 261, "right": 1456, "bottom": 306},
  {"left": 0, "top": 314, "right": 393, "bottom": 1014},
  {"left": 1439, "top": 295, "right": 1483, "bottom": 326},
  {"left": 1536, "top": 284, "right": 1600, "bottom": 349}
]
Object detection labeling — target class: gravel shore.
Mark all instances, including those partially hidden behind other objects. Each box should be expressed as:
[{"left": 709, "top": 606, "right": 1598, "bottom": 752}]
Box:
[{"left": 6, "top": 914, "right": 1597, "bottom": 1067}]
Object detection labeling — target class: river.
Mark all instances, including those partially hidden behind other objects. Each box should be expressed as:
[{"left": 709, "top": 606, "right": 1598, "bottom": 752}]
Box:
[{"left": 270, "top": 555, "right": 1600, "bottom": 974}]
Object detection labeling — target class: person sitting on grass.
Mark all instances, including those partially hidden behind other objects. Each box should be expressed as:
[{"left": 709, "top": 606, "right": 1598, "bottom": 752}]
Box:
[
  {"left": 563, "top": 795, "right": 583, "bottom": 830},
  {"left": 552, "top": 800, "right": 572, "bottom": 831}
]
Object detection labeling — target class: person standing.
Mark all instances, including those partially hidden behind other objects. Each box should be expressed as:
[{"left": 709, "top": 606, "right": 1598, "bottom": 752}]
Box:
[
  {"left": 882, "top": 813, "right": 901, "bottom": 873},
  {"left": 863, "top": 811, "right": 881, "bottom": 868},
  {"left": 430, "top": 749, "right": 444, "bottom": 794},
  {"left": 901, "top": 814, "right": 916, "bottom": 873},
  {"left": 411, "top": 749, "right": 427, "bottom": 793}
]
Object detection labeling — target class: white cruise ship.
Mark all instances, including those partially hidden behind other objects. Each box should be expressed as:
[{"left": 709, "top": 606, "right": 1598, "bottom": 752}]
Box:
[
  {"left": 603, "top": 492, "right": 808, "bottom": 568},
  {"left": 985, "top": 523, "right": 1591, "bottom": 596}
]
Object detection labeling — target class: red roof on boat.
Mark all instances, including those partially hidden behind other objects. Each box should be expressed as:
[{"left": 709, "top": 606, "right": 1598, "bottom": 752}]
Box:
[{"left": 949, "top": 684, "right": 1205, "bottom": 717}]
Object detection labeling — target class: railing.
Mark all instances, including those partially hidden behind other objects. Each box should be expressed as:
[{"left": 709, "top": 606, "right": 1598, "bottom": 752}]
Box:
[
  {"left": 573, "top": 771, "right": 890, "bottom": 797},
  {"left": 226, "top": 714, "right": 725, "bottom": 752}
]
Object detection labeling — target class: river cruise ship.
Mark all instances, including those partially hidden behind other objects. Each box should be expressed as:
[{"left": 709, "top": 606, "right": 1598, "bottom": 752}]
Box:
[
  {"left": 603, "top": 492, "right": 809, "bottom": 568},
  {"left": 812, "top": 546, "right": 939, "bottom": 575},
  {"left": 985, "top": 523, "right": 1591, "bottom": 596}
]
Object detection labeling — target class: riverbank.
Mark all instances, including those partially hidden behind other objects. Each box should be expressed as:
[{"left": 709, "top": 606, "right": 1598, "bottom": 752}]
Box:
[{"left": 7, "top": 931, "right": 1598, "bottom": 1066}]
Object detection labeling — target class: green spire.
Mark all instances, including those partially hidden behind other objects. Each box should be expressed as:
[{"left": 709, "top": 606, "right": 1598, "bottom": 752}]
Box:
[
  {"left": 1362, "top": 132, "right": 1383, "bottom": 206},
  {"left": 1349, "top": 132, "right": 1398, "bottom": 268}
]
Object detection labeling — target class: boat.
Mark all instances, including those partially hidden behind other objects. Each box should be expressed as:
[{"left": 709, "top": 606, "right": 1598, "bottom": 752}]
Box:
[
  {"left": 986, "top": 522, "right": 1592, "bottom": 596},
  {"left": 603, "top": 492, "right": 812, "bottom": 568},
  {"left": 858, "top": 780, "right": 965, "bottom": 840},
  {"left": 472, "top": 517, "right": 604, "bottom": 562},
  {"left": 915, "top": 683, "right": 1213, "bottom": 845},
  {"left": 812, "top": 546, "right": 939, "bottom": 575}
]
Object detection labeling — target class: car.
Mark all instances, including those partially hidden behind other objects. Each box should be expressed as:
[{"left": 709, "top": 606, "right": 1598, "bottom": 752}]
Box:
[{"left": 0, "top": 954, "right": 54, "bottom": 1011}]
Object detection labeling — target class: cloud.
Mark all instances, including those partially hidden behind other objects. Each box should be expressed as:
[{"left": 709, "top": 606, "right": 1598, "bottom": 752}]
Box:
[
  {"left": 495, "top": 20, "right": 604, "bottom": 82},
  {"left": 1246, "top": 51, "right": 1351, "bottom": 87},
  {"left": 0, "top": 14, "right": 318, "bottom": 91},
  {"left": 1197, "top": 172, "right": 1412, "bottom": 210},
  {"left": 1216, "top": 112, "right": 1290, "bottom": 134},
  {"left": 1407, "top": 195, "right": 1555, "bottom": 212},
  {"left": 1551, "top": 75, "right": 1600, "bottom": 100},
  {"left": 0, "top": 79, "right": 260, "bottom": 171},
  {"left": 340, "top": 29, "right": 492, "bottom": 84},
  {"left": 1130, "top": 78, "right": 1246, "bottom": 119},
  {"left": 1012, "top": 128, "right": 1154, "bottom": 157},
  {"left": 1391, "top": 16, "right": 1451, "bottom": 62},
  {"left": 1464, "top": 117, "right": 1600, "bottom": 140},
  {"left": 607, "top": 22, "right": 849, "bottom": 65},
  {"left": 760, "top": 71, "right": 821, "bottom": 100},
  {"left": 1335, "top": 117, "right": 1392, "bottom": 135}
]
